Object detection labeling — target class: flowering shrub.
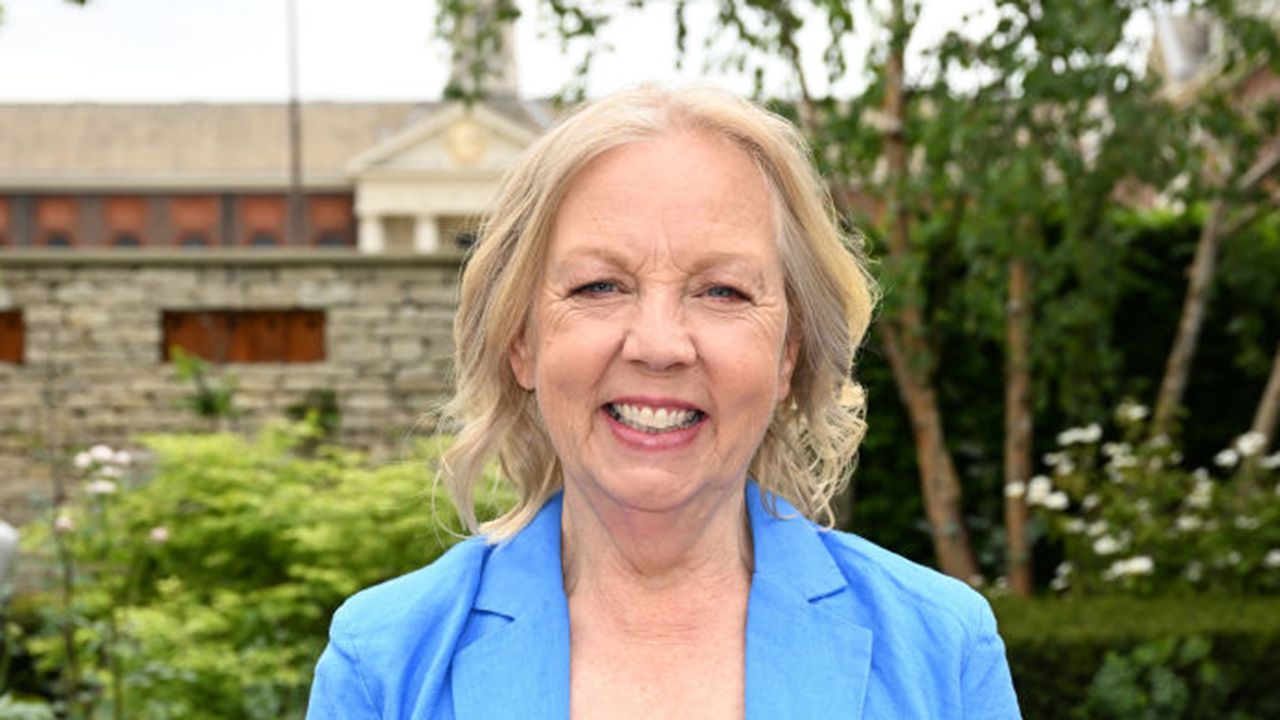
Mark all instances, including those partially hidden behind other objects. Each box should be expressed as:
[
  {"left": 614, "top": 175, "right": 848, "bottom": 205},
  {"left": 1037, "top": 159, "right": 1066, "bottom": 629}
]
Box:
[
  {"left": 1014, "top": 401, "right": 1280, "bottom": 596},
  {"left": 16, "top": 423, "right": 512, "bottom": 719}
]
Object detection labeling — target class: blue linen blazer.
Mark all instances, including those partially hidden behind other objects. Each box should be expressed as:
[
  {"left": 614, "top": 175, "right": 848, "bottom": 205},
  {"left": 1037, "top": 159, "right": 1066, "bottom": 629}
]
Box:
[{"left": 307, "top": 484, "right": 1021, "bottom": 718}]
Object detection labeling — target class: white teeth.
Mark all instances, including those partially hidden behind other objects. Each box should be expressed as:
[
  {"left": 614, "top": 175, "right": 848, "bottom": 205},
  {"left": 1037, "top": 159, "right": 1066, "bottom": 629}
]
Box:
[{"left": 610, "top": 403, "right": 700, "bottom": 433}]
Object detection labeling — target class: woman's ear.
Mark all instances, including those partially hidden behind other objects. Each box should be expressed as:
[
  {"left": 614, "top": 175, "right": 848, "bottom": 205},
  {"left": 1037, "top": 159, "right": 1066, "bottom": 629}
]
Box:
[{"left": 509, "top": 327, "right": 536, "bottom": 391}]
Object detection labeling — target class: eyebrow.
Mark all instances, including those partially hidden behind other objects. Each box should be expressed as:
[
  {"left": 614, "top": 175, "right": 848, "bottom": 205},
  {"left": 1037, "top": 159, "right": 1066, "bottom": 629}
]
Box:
[{"left": 550, "top": 246, "right": 771, "bottom": 286}]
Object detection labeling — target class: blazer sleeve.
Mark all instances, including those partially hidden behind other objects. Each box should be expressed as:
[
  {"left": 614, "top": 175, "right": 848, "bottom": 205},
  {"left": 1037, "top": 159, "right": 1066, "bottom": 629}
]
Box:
[
  {"left": 961, "top": 601, "right": 1022, "bottom": 719},
  {"left": 306, "top": 606, "right": 380, "bottom": 720}
]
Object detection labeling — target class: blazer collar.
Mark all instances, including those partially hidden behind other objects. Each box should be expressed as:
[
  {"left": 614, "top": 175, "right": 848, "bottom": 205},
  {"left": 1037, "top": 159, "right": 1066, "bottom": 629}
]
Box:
[
  {"left": 744, "top": 483, "right": 874, "bottom": 719},
  {"left": 450, "top": 484, "right": 874, "bottom": 718}
]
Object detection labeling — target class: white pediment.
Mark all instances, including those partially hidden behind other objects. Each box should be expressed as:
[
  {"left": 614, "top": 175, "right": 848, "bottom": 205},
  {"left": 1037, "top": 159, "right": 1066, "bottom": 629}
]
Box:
[{"left": 346, "top": 102, "right": 539, "bottom": 177}]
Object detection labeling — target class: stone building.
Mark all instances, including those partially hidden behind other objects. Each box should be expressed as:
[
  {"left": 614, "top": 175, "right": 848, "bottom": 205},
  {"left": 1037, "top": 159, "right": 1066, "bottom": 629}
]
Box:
[{"left": 0, "top": 97, "right": 551, "bottom": 521}]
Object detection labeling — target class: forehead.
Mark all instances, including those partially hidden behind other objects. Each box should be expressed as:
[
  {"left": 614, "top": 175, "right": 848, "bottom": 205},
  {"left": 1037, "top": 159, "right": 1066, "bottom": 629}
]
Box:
[{"left": 546, "top": 131, "right": 778, "bottom": 266}]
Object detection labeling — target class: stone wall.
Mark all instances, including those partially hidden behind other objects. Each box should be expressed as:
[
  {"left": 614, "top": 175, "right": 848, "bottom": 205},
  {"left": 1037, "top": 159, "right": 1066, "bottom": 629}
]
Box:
[{"left": 0, "top": 250, "right": 463, "bottom": 523}]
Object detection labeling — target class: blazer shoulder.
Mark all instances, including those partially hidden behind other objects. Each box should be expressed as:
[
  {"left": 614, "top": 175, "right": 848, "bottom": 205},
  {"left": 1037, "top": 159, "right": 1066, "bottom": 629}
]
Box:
[
  {"left": 332, "top": 535, "right": 491, "bottom": 643},
  {"left": 818, "top": 527, "right": 993, "bottom": 633}
]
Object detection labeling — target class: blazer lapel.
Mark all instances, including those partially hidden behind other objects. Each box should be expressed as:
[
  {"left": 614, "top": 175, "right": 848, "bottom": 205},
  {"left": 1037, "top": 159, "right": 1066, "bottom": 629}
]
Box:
[
  {"left": 451, "top": 495, "right": 571, "bottom": 720},
  {"left": 449, "top": 486, "right": 874, "bottom": 719},
  {"left": 744, "top": 484, "right": 874, "bottom": 719}
]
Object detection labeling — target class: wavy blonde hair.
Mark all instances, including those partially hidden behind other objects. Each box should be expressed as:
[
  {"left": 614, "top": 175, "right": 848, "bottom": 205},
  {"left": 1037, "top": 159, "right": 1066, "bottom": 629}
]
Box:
[{"left": 441, "top": 85, "right": 877, "bottom": 539}]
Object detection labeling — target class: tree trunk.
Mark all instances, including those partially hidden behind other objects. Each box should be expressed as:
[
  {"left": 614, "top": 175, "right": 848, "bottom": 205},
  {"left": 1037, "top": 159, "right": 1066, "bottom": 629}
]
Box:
[
  {"left": 1153, "top": 199, "right": 1227, "bottom": 435},
  {"left": 880, "top": 326, "right": 981, "bottom": 580},
  {"left": 1153, "top": 141, "right": 1280, "bottom": 437},
  {"left": 1003, "top": 253, "right": 1033, "bottom": 597},
  {"left": 1251, "top": 341, "right": 1280, "bottom": 454},
  {"left": 878, "top": 0, "right": 980, "bottom": 582}
]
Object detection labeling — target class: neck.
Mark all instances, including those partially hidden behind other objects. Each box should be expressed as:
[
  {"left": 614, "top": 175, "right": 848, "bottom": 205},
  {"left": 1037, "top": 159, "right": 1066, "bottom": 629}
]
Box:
[{"left": 560, "top": 481, "right": 753, "bottom": 637}]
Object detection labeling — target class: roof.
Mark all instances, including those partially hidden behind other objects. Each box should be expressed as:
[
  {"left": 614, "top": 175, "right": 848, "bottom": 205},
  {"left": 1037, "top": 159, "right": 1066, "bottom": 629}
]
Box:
[{"left": 0, "top": 98, "right": 552, "bottom": 191}]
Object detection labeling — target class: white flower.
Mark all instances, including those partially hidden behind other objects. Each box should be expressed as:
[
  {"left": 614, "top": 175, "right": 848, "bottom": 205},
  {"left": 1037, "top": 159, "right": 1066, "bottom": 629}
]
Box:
[
  {"left": 1185, "top": 561, "right": 1203, "bottom": 582},
  {"left": 1117, "top": 401, "right": 1149, "bottom": 423},
  {"left": 1234, "top": 515, "right": 1261, "bottom": 531},
  {"left": 1175, "top": 515, "right": 1203, "bottom": 532},
  {"left": 1109, "top": 453, "right": 1138, "bottom": 470},
  {"left": 89, "top": 444, "right": 114, "bottom": 462},
  {"left": 1004, "top": 481, "right": 1026, "bottom": 499},
  {"left": 1102, "top": 442, "right": 1130, "bottom": 458},
  {"left": 1214, "top": 448, "right": 1240, "bottom": 468},
  {"left": 1104, "top": 555, "right": 1154, "bottom": 580},
  {"left": 148, "top": 526, "right": 170, "bottom": 543},
  {"left": 1226, "top": 551, "right": 1242, "bottom": 566},
  {"left": 113, "top": 450, "right": 133, "bottom": 466},
  {"left": 54, "top": 513, "right": 75, "bottom": 532},
  {"left": 1235, "top": 431, "right": 1266, "bottom": 457},
  {"left": 1063, "top": 518, "right": 1086, "bottom": 533},
  {"left": 1259, "top": 452, "right": 1280, "bottom": 470},
  {"left": 1082, "top": 494, "right": 1100, "bottom": 511},
  {"left": 1187, "top": 477, "right": 1213, "bottom": 510},
  {"left": 1027, "top": 476, "right": 1053, "bottom": 505},
  {"left": 1044, "top": 491, "right": 1070, "bottom": 511},
  {"left": 1057, "top": 423, "right": 1102, "bottom": 446},
  {"left": 1193, "top": 468, "right": 1210, "bottom": 482},
  {"left": 1263, "top": 549, "right": 1280, "bottom": 569},
  {"left": 1093, "top": 535, "right": 1121, "bottom": 555},
  {"left": 73, "top": 452, "right": 92, "bottom": 470},
  {"left": 1148, "top": 434, "right": 1171, "bottom": 449},
  {"left": 1087, "top": 520, "right": 1109, "bottom": 537},
  {"left": 84, "top": 479, "right": 118, "bottom": 495},
  {"left": 1055, "top": 562, "right": 1073, "bottom": 576},
  {"left": 1054, "top": 458, "right": 1076, "bottom": 476},
  {"left": 99, "top": 465, "right": 122, "bottom": 479},
  {"left": 1043, "top": 451, "right": 1067, "bottom": 467}
]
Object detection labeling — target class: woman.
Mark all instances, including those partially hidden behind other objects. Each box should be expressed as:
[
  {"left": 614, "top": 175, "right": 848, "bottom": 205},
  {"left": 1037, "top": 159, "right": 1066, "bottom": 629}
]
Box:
[{"left": 307, "top": 86, "right": 1021, "bottom": 719}]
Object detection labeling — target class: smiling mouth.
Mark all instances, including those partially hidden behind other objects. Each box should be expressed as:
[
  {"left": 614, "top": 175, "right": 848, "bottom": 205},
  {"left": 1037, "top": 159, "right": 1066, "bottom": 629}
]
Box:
[{"left": 605, "top": 402, "right": 705, "bottom": 433}]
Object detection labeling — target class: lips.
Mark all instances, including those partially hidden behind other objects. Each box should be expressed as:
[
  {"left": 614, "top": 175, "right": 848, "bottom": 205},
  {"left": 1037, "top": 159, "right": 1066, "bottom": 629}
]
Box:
[{"left": 604, "top": 401, "right": 705, "bottom": 434}]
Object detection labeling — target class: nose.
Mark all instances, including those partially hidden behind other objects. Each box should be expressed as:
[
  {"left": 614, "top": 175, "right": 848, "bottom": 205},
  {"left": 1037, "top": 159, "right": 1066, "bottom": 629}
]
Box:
[{"left": 620, "top": 291, "right": 696, "bottom": 371}]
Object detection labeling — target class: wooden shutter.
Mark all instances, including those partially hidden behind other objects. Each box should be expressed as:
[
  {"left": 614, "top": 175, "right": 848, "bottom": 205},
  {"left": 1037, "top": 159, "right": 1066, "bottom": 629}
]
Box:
[{"left": 0, "top": 311, "right": 23, "bottom": 363}]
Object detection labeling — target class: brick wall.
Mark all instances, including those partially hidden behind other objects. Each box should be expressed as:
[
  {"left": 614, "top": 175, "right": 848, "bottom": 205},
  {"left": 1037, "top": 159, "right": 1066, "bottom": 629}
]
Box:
[{"left": 0, "top": 251, "right": 462, "bottom": 523}]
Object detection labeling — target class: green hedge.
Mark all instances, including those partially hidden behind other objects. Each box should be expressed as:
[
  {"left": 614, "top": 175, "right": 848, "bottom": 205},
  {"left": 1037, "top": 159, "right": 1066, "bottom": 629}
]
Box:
[{"left": 995, "top": 596, "right": 1280, "bottom": 719}]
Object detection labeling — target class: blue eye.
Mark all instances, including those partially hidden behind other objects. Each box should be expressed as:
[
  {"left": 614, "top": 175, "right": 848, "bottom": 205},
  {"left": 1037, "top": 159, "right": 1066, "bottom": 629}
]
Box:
[
  {"left": 573, "top": 280, "right": 617, "bottom": 296},
  {"left": 706, "top": 285, "right": 746, "bottom": 300}
]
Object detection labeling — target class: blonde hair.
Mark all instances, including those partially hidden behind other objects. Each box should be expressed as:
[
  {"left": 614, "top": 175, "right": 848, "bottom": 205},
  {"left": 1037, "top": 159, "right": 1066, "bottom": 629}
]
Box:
[{"left": 441, "top": 85, "right": 877, "bottom": 539}]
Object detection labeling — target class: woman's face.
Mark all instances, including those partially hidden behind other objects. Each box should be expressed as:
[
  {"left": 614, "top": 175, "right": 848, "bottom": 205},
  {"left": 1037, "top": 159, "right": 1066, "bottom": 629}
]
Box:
[{"left": 510, "top": 130, "right": 797, "bottom": 515}]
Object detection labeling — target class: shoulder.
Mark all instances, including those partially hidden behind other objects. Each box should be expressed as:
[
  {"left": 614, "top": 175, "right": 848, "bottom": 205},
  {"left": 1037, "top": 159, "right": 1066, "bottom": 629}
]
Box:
[
  {"left": 332, "top": 535, "right": 491, "bottom": 643},
  {"left": 815, "top": 528, "right": 1020, "bottom": 716},
  {"left": 817, "top": 528, "right": 995, "bottom": 643},
  {"left": 316, "top": 535, "right": 492, "bottom": 712}
]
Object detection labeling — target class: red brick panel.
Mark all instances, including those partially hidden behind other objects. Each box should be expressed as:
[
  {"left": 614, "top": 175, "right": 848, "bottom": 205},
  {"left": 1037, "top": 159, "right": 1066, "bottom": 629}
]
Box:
[
  {"left": 309, "top": 194, "right": 354, "bottom": 247},
  {"left": 35, "top": 196, "right": 77, "bottom": 247},
  {"left": 170, "top": 196, "right": 218, "bottom": 246},
  {"left": 164, "top": 310, "right": 325, "bottom": 363},
  {"left": 105, "top": 195, "right": 148, "bottom": 247},
  {"left": 239, "top": 195, "right": 286, "bottom": 247},
  {"left": 0, "top": 311, "right": 25, "bottom": 364}
]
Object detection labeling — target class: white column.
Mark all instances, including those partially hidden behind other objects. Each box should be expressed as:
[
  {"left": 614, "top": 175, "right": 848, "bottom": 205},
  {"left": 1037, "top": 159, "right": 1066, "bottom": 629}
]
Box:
[
  {"left": 414, "top": 215, "right": 440, "bottom": 253},
  {"left": 358, "top": 215, "right": 384, "bottom": 253}
]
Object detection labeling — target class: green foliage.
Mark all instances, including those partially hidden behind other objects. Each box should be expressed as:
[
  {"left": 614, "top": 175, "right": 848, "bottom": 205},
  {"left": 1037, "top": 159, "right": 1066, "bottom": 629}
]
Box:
[
  {"left": 1024, "top": 403, "right": 1280, "bottom": 597},
  {"left": 0, "top": 693, "right": 55, "bottom": 720},
  {"left": 16, "top": 424, "right": 512, "bottom": 719},
  {"left": 169, "top": 347, "right": 237, "bottom": 422},
  {"left": 996, "top": 596, "right": 1280, "bottom": 719}
]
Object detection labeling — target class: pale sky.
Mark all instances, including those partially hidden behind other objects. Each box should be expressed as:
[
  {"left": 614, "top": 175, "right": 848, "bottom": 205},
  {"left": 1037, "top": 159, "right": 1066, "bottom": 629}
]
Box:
[{"left": 0, "top": 0, "right": 1153, "bottom": 103}]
